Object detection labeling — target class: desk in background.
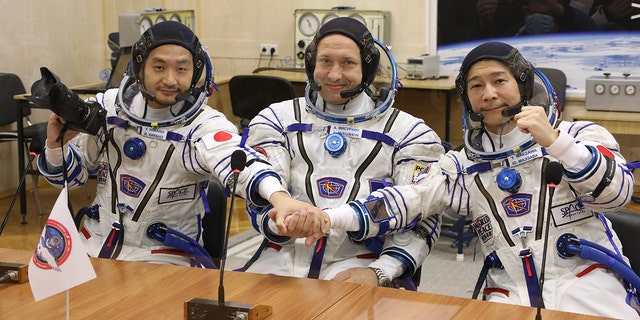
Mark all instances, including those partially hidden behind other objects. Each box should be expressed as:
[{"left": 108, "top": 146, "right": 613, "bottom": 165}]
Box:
[{"left": 0, "top": 248, "right": 614, "bottom": 320}]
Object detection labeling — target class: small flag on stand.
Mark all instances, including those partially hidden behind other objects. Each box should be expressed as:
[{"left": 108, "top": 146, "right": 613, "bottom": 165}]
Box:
[{"left": 28, "top": 187, "right": 96, "bottom": 301}]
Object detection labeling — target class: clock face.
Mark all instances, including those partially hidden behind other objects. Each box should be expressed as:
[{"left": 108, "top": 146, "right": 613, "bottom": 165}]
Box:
[
  {"left": 610, "top": 84, "right": 620, "bottom": 95},
  {"left": 139, "top": 17, "right": 153, "bottom": 34},
  {"left": 625, "top": 85, "right": 636, "bottom": 95},
  {"left": 298, "top": 12, "right": 319, "bottom": 36}
]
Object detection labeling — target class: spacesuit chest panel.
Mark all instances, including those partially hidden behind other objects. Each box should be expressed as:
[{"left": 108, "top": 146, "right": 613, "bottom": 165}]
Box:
[{"left": 287, "top": 112, "right": 398, "bottom": 207}]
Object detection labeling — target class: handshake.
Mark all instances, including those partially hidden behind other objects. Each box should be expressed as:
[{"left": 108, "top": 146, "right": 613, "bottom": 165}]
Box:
[{"left": 267, "top": 205, "right": 331, "bottom": 247}]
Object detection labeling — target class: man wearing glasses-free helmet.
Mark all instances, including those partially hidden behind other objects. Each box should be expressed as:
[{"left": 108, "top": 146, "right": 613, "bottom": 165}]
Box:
[
  {"left": 37, "top": 21, "right": 325, "bottom": 267},
  {"left": 314, "top": 42, "right": 638, "bottom": 318},
  {"left": 243, "top": 17, "right": 444, "bottom": 288}
]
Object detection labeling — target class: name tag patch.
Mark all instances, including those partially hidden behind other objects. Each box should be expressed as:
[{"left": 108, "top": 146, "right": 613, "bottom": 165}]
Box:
[
  {"left": 158, "top": 184, "right": 197, "bottom": 204},
  {"left": 551, "top": 201, "right": 592, "bottom": 227}
]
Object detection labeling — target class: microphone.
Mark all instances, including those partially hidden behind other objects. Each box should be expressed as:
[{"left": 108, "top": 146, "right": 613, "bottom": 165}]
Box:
[
  {"left": 536, "top": 161, "right": 563, "bottom": 320},
  {"left": 501, "top": 101, "right": 525, "bottom": 118},
  {"left": 186, "top": 149, "right": 273, "bottom": 320},
  {"left": 339, "top": 83, "right": 365, "bottom": 99}
]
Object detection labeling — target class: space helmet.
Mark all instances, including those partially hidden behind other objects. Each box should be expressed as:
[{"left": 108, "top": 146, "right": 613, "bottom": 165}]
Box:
[
  {"left": 303, "top": 17, "right": 398, "bottom": 123},
  {"left": 455, "top": 42, "right": 560, "bottom": 161},
  {"left": 116, "top": 21, "right": 214, "bottom": 127}
]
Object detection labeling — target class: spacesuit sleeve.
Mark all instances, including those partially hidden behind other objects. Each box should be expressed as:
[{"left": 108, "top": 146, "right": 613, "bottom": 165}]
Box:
[
  {"left": 552, "top": 121, "right": 634, "bottom": 211},
  {"left": 243, "top": 103, "right": 294, "bottom": 238},
  {"left": 331, "top": 150, "right": 471, "bottom": 242},
  {"left": 377, "top": 118, "right": 445, "bottom": 278},
  {"left": 36, "top": 93, "right": 109, "bottom": 190}
]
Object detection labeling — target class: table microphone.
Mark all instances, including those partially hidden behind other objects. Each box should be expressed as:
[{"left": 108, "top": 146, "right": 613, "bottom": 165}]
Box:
[
  {"left": 185, "top": 150, "right": 272, "bottom": 320},
  {"left": 536, "top": 161, "right": 563, "bottom": 320}
]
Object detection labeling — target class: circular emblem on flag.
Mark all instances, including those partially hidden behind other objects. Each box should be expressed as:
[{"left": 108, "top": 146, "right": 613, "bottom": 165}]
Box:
[{"left": 32, "top": 220, "right": 72, "bottom": 270}]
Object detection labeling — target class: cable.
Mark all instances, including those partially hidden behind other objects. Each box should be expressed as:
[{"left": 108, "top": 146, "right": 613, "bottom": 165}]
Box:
[
  {"left": 0, "top": 271, "right": 18, "bottom": 283},
  {"left": 267, "top": 48, "right": 275, "bottom": 68}
]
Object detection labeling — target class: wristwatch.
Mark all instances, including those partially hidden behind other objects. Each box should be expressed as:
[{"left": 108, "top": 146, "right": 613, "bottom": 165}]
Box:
[{"left": 368, "top": 267, "right": 392, "bottom": 287}]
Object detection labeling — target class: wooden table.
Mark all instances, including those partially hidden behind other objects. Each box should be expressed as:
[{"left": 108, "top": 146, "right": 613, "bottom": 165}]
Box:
[
  {"left": 0, "top": 248, "right": 358, "bottom": 320},
  {"left": 0, "top": 248, "right": 616, "bottom": 320},
  {"left": 316, "top": 285, "right": 614, "bottom": 320}
]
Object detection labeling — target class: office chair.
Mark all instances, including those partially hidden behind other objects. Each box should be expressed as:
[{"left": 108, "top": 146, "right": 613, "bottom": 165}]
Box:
[
  {"left": 0, "top": 73, "right": 47, "bottom": 217},
  {"left": 202, "top": 177, "right": 228, "bottom": 267},
  {"left": 229, "top": 75, "right": 296, "bottom": 131},
  {"left": 538, "top": 67, "right": 567, "bottom": 111},
  {"left": 606, "top": 209, "right": 640, "bottom": 275}
]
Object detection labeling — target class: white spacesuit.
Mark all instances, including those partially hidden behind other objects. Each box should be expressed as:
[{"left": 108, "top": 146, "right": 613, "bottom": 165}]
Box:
[
  {"left": 328, "top": 42, "right": 639, "bottom": 318},
  {"left": 243, "top": 18, "right": 443, "bottom": 284},
  {"left": 37, "top": 22, "right": 286, "bottom": 267}
]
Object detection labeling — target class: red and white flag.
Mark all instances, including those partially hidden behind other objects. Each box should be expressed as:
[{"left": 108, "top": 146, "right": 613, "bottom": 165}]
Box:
[{"left": 28, "top": 187, "right": 96, "bottom": 301}]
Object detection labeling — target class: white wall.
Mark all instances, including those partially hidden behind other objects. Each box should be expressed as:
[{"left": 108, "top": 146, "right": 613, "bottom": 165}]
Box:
[{"left": 0, "top": 0, "right": 433, "bottom": 193}]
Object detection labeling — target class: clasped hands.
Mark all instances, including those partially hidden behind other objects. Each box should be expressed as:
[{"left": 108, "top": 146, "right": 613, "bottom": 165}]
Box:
[{"left": 267, "top": 204, "right": 331, "bottom": 247}]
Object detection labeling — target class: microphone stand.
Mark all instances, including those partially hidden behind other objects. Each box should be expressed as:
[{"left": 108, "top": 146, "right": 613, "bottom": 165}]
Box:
[
  {"left": 536, "top": 161, "right": 563, "bottom": 320},
  {"left": 185, "top": 150, "right": 272, "bottom": 320},
  {"left": 0, "top": 152, "right": 38, "bottom": 236}
]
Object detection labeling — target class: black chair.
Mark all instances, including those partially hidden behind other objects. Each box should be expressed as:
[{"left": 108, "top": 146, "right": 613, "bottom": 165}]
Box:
[
  {"left": 0, "top": 73, "right": 47, "bottom": 218},
  {"left": 538, "top": 67, "right": 567, "bottom": 111},
  {"left": 606, "top": 209, "right": 640, "bottom": 275},
  {"left": 228, "top": 75, "right": 296, "bottom": 131},
  {"left": 202, "top": 177, "right": 228, "bottom": 266}
]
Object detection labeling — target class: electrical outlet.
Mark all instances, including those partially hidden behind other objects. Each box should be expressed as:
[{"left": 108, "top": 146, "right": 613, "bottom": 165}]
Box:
[{"left": 260, "top": 44, "right": 279, "bottom": 56}]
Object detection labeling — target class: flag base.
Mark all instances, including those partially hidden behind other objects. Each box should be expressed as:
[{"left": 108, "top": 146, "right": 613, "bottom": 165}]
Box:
[{"left": 185, "top": 298, "right": 272, "bottom": 320}]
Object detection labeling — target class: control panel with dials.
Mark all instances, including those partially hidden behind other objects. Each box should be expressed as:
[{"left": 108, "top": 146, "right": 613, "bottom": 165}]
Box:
[
  {"left": 585, "top": 73, "right": 640, "bottom": 112},
  {"left": 293, "top": 9, "right": 390, "bottom": 67},
  {"left": 118, "top": 9, "right": 196, "bottom": 48}
]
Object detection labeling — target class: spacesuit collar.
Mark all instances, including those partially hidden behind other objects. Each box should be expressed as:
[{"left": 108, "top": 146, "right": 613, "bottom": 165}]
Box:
[{"left": 316, "top": 93, "right": 374, "bottom": 116}]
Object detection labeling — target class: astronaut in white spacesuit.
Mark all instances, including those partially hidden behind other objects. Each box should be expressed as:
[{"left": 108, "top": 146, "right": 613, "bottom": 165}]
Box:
[
  {"left": 35, "top": 21, "right": 322, "bottom": 267},
  {"left": 308, "top": 41, "right": 640, "bottom": 318},
  {"left": 243, "top": 17, "right": 444, "bottom": 287}
]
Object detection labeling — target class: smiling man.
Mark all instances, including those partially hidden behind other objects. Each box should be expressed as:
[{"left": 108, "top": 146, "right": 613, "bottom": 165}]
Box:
[
  {"left": 243, "top": 17, "right": 444, "bottom": 288},
  {"left": 37, "top": 21, "right": 323, "bottom": 267}
]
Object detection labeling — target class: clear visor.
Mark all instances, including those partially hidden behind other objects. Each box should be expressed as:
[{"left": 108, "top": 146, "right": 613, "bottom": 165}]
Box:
[
  {"left": 463, "top": 68, "right": 559, "bottom": 161},
  {"left": 304, "top": 38, "right": 398, "bottom": 123}
]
